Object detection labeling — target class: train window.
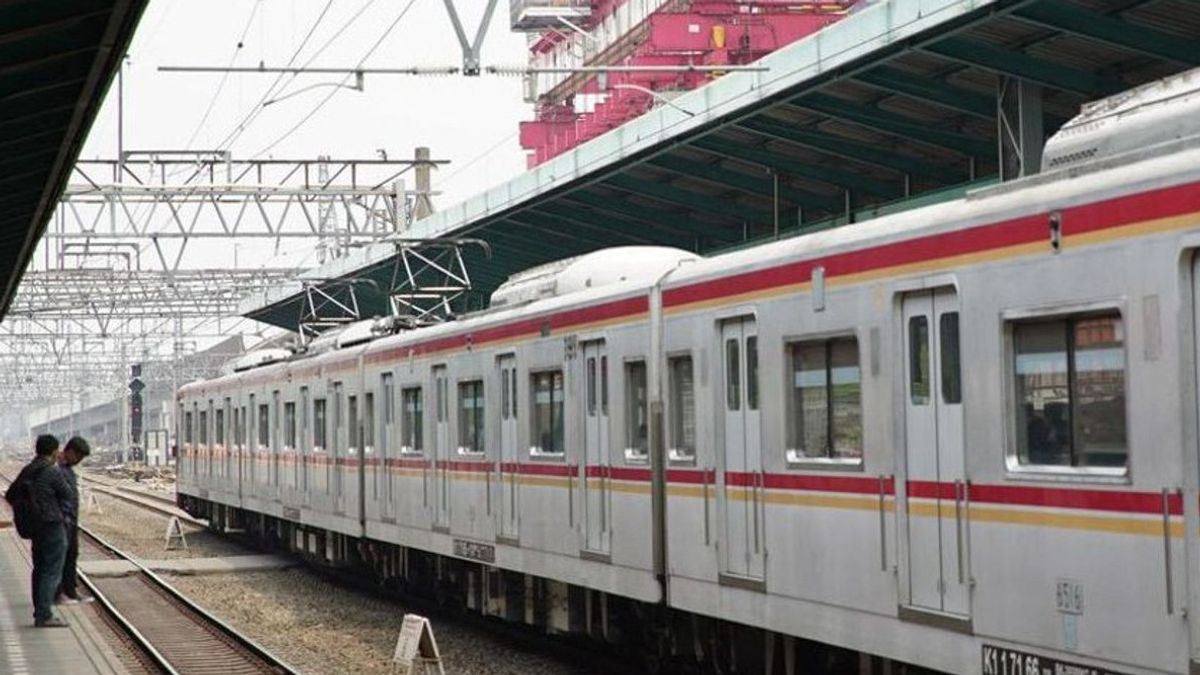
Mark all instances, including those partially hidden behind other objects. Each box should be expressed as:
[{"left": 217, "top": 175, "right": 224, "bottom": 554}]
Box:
[
  {"left": 909, "top": 316, "right": 930, "bottom": 405},
  {"left": 626, "top": 361, "right": 648, "bottom": 459},
  {"left": 284, "top": 402, "right": 297, "bottom": 449},
  {"left": 512, "top": 367, "right": 519, "bottom": 418},
  {"left": 272, "top": 392, "right": 281, "bottom": 451},
  {"left": 940, "top": 312, "right": 962, "bottom": 404},
  {"left": 786, "top": 337, "right": 862, "bottom": 463},
  {"left": 401, "top": 387, "right": 424, "bottom": 454},
  {"left": 532, "top": 370, "right": 564, "bottom": 455},
  {"left": 668, "top": 355, "right": 696, "bottom": 461},
  {"left": 257, "top": 404, "right": 270, "bottom": 448},
  {"left": 349, "top": 395, "right": 360, "bottom": 450},
  {"left": 313, "top": 398, "right": 328, "bottom": 450},
  {"left": 1012, "top": 312, "right": 1127, "bottom": 470},
  {"left": 458, "top": 380, "right": 485, "bottom": 455},
  {"left": 215, "top": 408, "right": 225, "bottom": 446},
  {"left": 199, "top": 410, "right": 208, "bottom": 445},
  {"left": 184, "top": 411, "right": 193, "bottom": 444},
  {"left": 725, "top": 339, "right": 741, "bottom": 411},
  {"left": 364, "top": 392, "right": 375, "bottom": 450},
  {"left": 436, "top": 375, "right": 448, "bottom": 423}
]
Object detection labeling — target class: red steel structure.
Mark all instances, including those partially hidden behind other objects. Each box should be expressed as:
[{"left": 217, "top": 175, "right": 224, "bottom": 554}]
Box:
[{"left": 512, "top": 0, "right": 857, "bottom": 167}]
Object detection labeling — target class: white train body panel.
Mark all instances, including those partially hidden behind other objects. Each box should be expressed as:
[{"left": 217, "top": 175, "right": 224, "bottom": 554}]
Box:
[{"left": 178, "top": 97, "right": 1200, "bottom": 673}]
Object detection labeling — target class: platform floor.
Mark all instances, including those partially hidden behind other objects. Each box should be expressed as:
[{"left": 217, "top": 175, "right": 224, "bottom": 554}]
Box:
[{"left": 0, "top": 524, "right": 133, "bottom": 675}]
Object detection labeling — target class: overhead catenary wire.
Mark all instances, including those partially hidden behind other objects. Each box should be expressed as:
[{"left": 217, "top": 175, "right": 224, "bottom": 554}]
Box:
[
  {"left": 181, "top": 0, "right": 263, "bottom": 151},
  {"left": 251, "top": 0, "right": 420, "bottom": 159}
]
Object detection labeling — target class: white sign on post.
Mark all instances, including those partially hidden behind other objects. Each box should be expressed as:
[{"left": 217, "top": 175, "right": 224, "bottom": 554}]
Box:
[
  {"left": 164, "top": 516, "right": 188, "bottom": 551},
  {"left": 392, "top": 614, "right": 444, "bottom": 675}
]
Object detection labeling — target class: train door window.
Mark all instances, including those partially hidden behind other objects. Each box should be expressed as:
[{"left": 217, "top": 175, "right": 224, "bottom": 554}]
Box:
[
  {"left": 586, "top": 357, "right": 597, "bottom": 416},
  {"left": 725, "top": 338, "right": 741, "bottom": 411},
  {"left": 215, "top": 407, "right": 225, "bottom": 446},
  {"left": 668, "top": 355, "right": 696, "bottom": 461},
  {"left": 532, "top": 370, "right": 564, "bottom": 455},
  {"left": 284, "top": 402, "right": 297, "bottom": 449},
  {"left": 258, "top": 404, "right": 270, "bottom": 448},
  {"left": 349, "top": 395, "right": 360, "bottom": 450},
  {"left": 502, "top": 369, "right": 511, "bottom": 420},
  {"left": 601, "top": 356, "right": 608, "bottom": 415},
  {"left": 625, "top": 360, "right": 648, "bottom": 460},
  {"left": 746, "top": 337, "right": 759, "bottom": 411},
  {"left": 786, "top": 337, "right": 863, "bottom": 463},
  {"left": 364, "top": 392, "right": 375, "bottom": 451},
  {"left": 381, "top": 376, "right": 394, "bottom": 455},
  {"left": 436, "top": 376, "right": 448, "bottom": 423},
  {"left": 940, "top": 312, "right": 962, "bottom": 404},
  {"left": 401, "top": 387, "right": 424, "bottom": 454},
  {"left": 184, "top": 410, "right": 193, "bottom": 445},
  {"left": 1011, "top": 311, "right": 1127, "bottom": 470},
  {"left": 909, "top": 316, "right": 931, "bottom": 404},
  {"left": 513, "top": 364, "right": 520, "bottom": 418},
  {"left": 272, "top": 391, "right": 281, "bottom": 451},
  {"left": 313, "top": 398, "right": 328, "bottom": 450},
  {"left": 199, "top": 410, "right": 208, "bottom": 445},
  {"left": 458, "top": 380, "right": 485, "bottom": 455},
  {"left": 300, "top": 388, "right": 310, "bottom": 451}
]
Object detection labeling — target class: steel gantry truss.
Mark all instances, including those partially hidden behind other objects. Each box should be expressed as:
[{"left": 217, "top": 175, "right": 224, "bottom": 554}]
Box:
[{"left": 2, "top": 149, "right": 447, "bottom": 428}]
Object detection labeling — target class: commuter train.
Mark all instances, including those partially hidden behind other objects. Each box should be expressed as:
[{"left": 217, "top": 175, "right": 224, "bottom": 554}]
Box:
[{"left": 178, "top": 68, "right": 1200, "bottom": 674}]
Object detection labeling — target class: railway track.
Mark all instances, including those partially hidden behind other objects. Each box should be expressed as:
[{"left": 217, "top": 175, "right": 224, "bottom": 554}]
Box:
[
  {"left": 1, "top": 470, "right": 300, "bottom": 675},
  {"left": 77, "top": 526, "right": 302, "bottom": 675}
]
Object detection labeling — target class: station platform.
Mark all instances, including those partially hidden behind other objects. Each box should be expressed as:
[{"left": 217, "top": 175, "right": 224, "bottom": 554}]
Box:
[{"left": 0, "top": 523, "right": 133, "bottom": 675}]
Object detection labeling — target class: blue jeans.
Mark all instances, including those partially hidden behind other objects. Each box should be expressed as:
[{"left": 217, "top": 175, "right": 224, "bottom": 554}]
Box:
[{"left": 30, "top": 523, "right": 67, "bottom": 623}]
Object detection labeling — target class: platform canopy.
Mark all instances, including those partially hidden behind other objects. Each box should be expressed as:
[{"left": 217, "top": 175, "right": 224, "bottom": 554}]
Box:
[
  {"left": 243, "top": 0, "right": 1200, "bottom": 332},
  {"left": 0, "top": 0, "right": 149, "bottom": 320}
]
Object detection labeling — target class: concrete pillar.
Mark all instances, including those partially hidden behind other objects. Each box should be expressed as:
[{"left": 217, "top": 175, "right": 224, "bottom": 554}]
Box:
[{"left": 413, "top": 147, "right": 435, "bottom": 221}]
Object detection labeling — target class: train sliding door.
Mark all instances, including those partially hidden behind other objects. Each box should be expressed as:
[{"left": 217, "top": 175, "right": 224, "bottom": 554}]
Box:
[
  {"left": 497, "top": 356, "right": 519, "bottom": 541},
  {"left": 719, "top": 317, "right": 765, "bottom": 584},
  {"left": 902, "top": 288, "right": 968, "bottom": 617},
  {"left": 581, "top": 341, "right": 610, "bottom": 556}
]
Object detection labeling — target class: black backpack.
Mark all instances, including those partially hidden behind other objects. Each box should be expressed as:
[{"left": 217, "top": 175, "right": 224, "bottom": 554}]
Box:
[{"left": 4, "top": 464, "right": 48, "bottom": 539}]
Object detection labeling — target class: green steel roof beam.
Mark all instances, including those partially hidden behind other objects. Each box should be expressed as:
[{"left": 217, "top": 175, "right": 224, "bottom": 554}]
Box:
[
  {"left": 693, "top": 136, "right": 898, "bottom": 198},
  {"left": 852, "top": 66, "right": 996, "bottom": 120},
  {"left": 1013, "top": 2, "right": 1200, "bottom": 66},
  {"left": 603, "top": 174, "right": 776, "bottom": 226},
  {"left": 561, "top": 192, "right": 736, "bottom": 245},
  {"left": 524, "top": 204, "right": 678, "bottom": 246},
  {"left": 736, "top": 117, "right": 964, "bottom": 184},
  {"left": 789, "top": 93, "right": 996, "bottom": 159},
  {"left": 472, "top": 228, "right": 571, "bottom": 264},
  {"left": 923, "top": 36, "right": 1128, "bottom": 96},
  {"left": 647, "top": 155, "right": 843, "bottom": 214},
  {"left": 501, "top": 216, "right": 609, "bottom": 246}
]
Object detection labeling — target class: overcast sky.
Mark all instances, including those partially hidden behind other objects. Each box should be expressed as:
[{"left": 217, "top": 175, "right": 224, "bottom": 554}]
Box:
[{"left": 80, "top": 0, "right": 532, "bottom": 208}]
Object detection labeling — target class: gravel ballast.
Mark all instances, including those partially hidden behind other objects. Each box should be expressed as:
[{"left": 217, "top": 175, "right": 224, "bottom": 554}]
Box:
[{"left": 79, "top": 480, "right": 613, "bottom": 674}]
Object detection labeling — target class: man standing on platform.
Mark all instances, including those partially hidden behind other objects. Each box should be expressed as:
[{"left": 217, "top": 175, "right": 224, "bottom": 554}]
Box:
[
  {"left": 56, "top": 436, "right": 92, "bottom": 605},
  {"left": 10, "top": 435, "right": 72, "bottom": 627}
]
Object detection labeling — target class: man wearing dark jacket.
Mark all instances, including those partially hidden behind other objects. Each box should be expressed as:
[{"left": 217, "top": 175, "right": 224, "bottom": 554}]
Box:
[
  {"left": 56, "top": 436, "right": 92, "bottom": 604},
  {"left": 12, "top": 435, "right": 72, "bottom": 627}
]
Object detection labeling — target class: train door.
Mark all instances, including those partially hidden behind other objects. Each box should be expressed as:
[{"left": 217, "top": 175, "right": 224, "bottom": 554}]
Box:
[
  {"left": 433, "top": 366, "right": 451, "bottom": 530},
  {"left": 902, "top": 288, "right": 968, "bottom": 616},
  {"left": 247, "top": 394, "right": 257, "bottom": 490},
  {"left": 497, "top": 356, "right": 519, "bottom": 540},
  {"left": 332, "top": 382, "right": 345, "bottom": 512},
  {"left": 719, "top": 317, "right": 765, "bottom": 582},
  {"left": 272, "top": 390, "right": 281, "bottom": 498},
  {"left": 581, "top": 341, "right": 610, "bottom": 555}
]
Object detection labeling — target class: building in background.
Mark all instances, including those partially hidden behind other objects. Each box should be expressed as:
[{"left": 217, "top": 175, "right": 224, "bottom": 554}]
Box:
[{"left": 514, "top": 0, "right": 857, "bottom": 166}]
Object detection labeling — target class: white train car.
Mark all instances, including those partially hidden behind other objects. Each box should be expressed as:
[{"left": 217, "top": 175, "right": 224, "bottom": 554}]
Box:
[{"left": 178, "top": 69, "right": 1200, "bottom": 673}]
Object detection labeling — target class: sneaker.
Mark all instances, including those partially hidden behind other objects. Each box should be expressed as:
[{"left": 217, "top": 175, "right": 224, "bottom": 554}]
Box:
[
  {"left": 55, "top": 596, "right": 81, "bottom": 606},
  {"left": 34, "top": 617, "right": 69, "bottom": 628}
]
